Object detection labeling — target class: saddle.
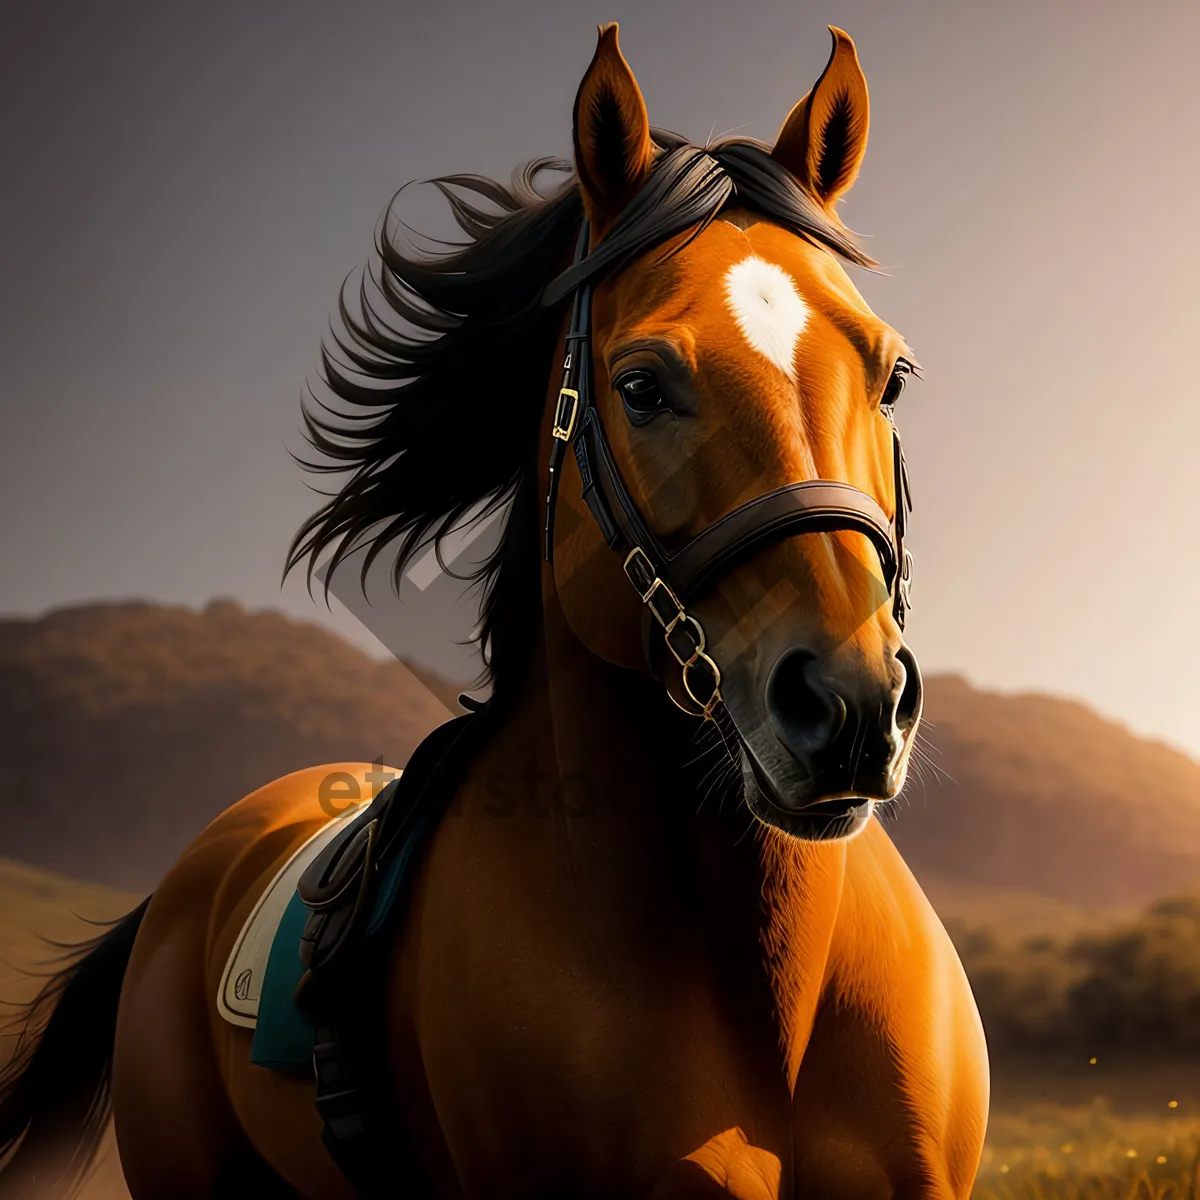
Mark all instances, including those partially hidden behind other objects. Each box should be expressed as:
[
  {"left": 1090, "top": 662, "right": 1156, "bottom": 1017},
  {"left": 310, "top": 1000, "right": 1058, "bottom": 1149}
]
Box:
[{"left": 290, "top": 699, "right": 495, "bottom": 1198}]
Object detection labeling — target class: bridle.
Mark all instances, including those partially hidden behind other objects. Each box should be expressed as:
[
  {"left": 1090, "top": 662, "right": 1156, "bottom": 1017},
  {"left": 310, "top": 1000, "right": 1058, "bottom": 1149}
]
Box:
[{"left": 543, "top": 222, "right": 913, "bottom": 721}]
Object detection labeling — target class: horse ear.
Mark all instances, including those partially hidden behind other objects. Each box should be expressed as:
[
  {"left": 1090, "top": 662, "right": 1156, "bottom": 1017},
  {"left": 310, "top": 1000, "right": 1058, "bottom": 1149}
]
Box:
[
  {"left": 771, "top": 27, "right": 869, "bottom": 217},
  {"left": 572, "top": 23, "right": 653, "bottom": 236}
]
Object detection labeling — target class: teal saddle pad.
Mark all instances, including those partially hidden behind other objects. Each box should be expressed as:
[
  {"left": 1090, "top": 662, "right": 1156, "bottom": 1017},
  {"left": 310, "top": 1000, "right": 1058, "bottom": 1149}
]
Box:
[{"left": 249, "top": 809, "right": 438, "bottom": 1072}]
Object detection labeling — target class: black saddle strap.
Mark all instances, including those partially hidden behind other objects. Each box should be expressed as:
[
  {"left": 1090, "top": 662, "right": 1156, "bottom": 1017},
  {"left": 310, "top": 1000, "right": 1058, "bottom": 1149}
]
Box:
[{"left": 300, "top": 707, "right": 496, "bottom": 1199}]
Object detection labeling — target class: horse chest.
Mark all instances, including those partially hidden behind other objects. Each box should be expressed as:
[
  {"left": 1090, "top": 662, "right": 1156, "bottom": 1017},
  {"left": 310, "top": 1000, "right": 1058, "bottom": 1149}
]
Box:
[
  {"left": 401, "top": 811, "right": 977, "bottom": 1198},
  {"left": 405, "top": 915, "right": 951, "bottom": 1196}
]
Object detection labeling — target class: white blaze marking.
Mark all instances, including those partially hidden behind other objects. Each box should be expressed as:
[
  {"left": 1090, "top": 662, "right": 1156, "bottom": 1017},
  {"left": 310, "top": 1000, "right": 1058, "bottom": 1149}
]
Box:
[{"left": 723, "top": 256, "right": 809, "bottom": 382}]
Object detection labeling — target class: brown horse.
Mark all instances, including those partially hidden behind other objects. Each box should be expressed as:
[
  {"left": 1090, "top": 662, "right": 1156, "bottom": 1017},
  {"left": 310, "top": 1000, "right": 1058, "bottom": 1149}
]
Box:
[{"left": 0, "top": 25, "right": 988, "bottom": 1200}]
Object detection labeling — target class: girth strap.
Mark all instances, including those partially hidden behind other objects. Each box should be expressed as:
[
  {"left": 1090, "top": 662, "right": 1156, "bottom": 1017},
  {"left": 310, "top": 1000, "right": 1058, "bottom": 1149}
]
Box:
[{"left": 295, "top": 708, "right": 497, "bottom": 1198}]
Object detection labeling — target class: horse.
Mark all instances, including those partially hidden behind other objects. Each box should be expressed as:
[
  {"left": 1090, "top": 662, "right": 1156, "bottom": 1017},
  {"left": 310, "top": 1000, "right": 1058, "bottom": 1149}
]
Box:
[{"left": 0, "top": 24, "right": 989, "bottom": 1200}]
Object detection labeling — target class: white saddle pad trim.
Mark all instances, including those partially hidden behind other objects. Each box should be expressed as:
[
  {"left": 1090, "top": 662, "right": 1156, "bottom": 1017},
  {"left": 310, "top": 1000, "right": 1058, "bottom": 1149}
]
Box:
[{"left": 216, "top": 802, "right": 370, "bottom": 1029}]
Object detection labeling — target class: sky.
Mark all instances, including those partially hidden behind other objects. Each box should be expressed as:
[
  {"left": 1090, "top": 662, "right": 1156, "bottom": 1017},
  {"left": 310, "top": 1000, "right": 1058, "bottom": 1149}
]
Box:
[{"left": 1, "top": 0, "right": 1197, "bottom": 756}]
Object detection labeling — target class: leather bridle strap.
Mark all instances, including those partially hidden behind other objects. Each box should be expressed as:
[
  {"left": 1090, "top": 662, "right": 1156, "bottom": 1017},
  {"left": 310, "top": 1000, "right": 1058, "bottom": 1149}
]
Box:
[
  {"left": 542, "top": 225, "right": 593, "bottom": 563},
  {"left": 543, "top": 221, "right": 913, "bottom": 720},
  {"left": 577, "top": 401, "right": 900, "bottom": 603}
]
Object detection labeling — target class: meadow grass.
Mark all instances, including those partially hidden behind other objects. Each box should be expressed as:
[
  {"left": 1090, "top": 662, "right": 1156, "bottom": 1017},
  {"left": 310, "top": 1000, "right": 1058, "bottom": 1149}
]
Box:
[{"left": 977, "top": 1091, "right": 1200, "bottom": 1198}]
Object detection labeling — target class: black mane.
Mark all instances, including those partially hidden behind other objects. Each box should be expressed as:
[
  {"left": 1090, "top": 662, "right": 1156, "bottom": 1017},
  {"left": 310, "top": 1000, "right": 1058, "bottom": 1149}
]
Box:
[{"left": 285, "top": 130, "right": 874, "bottom": 701}]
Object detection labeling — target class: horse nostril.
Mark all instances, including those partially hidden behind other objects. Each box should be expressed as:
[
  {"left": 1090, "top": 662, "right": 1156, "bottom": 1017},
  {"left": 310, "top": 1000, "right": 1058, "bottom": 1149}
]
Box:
[
  {"left": 765, "top": 648, "right": 848, "bottom": 763},
  {"left": 894, "top": 643, "right": 923, "bottom": 736}
]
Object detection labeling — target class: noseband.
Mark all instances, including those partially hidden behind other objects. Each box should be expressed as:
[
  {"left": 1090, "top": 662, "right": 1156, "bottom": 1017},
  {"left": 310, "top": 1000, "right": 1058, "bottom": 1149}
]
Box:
[{"left": 543, "top": 223, "right": 913, "bottom": 720}]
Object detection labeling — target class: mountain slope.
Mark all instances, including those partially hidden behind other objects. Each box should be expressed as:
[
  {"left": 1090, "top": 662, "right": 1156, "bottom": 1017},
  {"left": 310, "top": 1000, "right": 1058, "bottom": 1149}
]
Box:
[
  {"left": 888, "top": 675, "right": 1200, "bottom": 906},
  {"left": 0, "top": 600, "right": 454, "bottom": 888}
]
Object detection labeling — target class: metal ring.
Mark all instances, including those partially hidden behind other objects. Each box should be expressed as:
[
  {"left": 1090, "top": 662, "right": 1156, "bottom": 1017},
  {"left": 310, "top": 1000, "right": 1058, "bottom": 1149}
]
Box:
[
  {"left": 666, "top": 614, "right": 707, "bottom": 668},
  {"left": 682, "top": 651, "right": 722, "bottom": 717}
]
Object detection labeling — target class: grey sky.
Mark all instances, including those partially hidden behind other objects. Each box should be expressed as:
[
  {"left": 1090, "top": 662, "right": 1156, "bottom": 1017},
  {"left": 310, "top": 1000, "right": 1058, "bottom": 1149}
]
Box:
[{"left": 2, "top": 0, "right": 1197, "bottom": 754}]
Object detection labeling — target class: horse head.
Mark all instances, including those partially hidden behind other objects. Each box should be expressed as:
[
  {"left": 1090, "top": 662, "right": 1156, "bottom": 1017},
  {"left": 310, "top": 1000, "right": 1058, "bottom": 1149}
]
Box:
[{"left": 547, "top": 26, "right": 923, "bottom": 841}]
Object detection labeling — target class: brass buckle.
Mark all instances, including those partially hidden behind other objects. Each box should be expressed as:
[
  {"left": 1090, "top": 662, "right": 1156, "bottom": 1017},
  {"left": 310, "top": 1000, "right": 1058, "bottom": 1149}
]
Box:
[
  {"left": 644, "top": 578, "right": 685, "bottom": 628},
  {"left": 898, "top": 548, "right": 914, "bottom": 610},
  {"left": 622, "top": 546, "right": 656, "bottom": 598},
  {"left": 552, "top": 388, "right": 579, "bottom": 441},
  {"left": 623, "top": 549, "right": 685, "bottom": 630}
]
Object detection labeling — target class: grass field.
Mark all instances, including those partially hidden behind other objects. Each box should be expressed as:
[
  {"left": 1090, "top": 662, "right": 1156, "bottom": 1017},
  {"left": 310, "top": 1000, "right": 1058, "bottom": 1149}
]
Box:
[
  {"left": 4, "top": 857, "right": 1200, "bottom": 1198},
  {"left": 977, "top": 1111, "right": 1200, "bottom": 1197},
  {"left": 0, "top": 858, "right": 140, "bottom": 1200}
]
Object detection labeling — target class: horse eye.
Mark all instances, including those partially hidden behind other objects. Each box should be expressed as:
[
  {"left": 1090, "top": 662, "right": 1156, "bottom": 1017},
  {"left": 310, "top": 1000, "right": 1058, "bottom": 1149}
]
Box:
[
  {"left": 616, "top": 370, "right": 668, "bottom": 420},
  {"left": 881, "top": 362, "right": 910, "bottom": 411}
]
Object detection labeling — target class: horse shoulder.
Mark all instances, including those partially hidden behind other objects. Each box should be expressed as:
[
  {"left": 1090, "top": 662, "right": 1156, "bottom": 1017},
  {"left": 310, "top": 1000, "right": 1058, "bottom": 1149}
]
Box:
[{"left": 827, "top": 819, "right": 989, "bottom": 1197}]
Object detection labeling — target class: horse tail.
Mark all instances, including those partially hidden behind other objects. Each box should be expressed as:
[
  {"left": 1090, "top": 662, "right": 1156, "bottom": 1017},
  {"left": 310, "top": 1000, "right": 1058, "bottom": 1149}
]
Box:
[{"left": 0, "top": 896, "right": 151, "bottom": 1200}]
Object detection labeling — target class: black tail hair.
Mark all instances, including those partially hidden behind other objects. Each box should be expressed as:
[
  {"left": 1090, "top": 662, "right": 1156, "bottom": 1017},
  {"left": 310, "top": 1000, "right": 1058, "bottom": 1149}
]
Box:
[{"left": 0, "top": 897, "right": 150, "bottom": 1199}]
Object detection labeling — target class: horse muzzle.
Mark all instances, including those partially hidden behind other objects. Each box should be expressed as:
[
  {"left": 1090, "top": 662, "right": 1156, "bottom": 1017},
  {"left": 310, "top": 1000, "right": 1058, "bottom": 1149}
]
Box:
[{"left": 736, "top": 643, "right": 923, "bottom": 841}]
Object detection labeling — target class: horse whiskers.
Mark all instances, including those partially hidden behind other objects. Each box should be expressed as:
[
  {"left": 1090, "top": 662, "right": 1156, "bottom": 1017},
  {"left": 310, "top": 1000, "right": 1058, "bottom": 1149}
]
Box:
[
  {"left": 847, "top": 704, "right": 870, "bottom": 794},
  {"left": 693, "top": 763, "right": 740, "bottom": 818},
  {"left": 732, "top": 805, "right": 762, "bottom": 847},
  {"left": 910, "top": 729, "right": 953, "bottom": 786},
  {"left": 690, "top": 747, "right": 742, "bottom": 816},
  {"left": 887, "top": 729, "right": 951, "bottom": 819},
  {"left": 706, "top": 708, "right": 744, "bottom": 767},
  {"left": 682, "top": 712, "right": 739, "bottom": 768},
  {"left": 676, "top": 714, "right": 743, "bottom": 818},
  {"left": 911, "top": 720, "right": 950, "bottom": 766},
  {"left": 679, "top": 732, "right": 726, "bottom": 771},
  {"left": 693, "top": 745, "right": 733, "bottom": 786}
]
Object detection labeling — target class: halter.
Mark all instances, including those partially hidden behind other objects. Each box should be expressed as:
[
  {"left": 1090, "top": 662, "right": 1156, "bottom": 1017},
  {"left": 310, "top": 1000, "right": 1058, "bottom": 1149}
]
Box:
[{"left": 543, "top": 223, "right": 914, "bottom": 720}]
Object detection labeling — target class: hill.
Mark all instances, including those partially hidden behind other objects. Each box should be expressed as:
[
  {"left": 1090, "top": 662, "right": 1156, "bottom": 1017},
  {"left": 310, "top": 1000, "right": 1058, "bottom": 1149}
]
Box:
[
  {"left": 0, "top": 600, "right": 455, "bottom": 889},
  {"left": 2, "top": 601, "right": 1199, "bottom": 908},
  {"left": 887, "top": 675, "right": 1200, "bottom": 907}
]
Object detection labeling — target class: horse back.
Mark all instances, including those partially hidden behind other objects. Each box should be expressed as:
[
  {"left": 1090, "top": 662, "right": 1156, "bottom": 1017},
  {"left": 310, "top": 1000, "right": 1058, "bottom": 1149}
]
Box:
[{"left": 113, "top": 763, "right": 387, "bottom": 1200}]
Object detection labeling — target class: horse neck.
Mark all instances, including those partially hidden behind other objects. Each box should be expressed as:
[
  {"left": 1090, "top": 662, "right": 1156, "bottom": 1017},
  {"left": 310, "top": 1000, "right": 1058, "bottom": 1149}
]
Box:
[{"left": 503, "top": 564, "right": 849, "bottom": 1084}]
